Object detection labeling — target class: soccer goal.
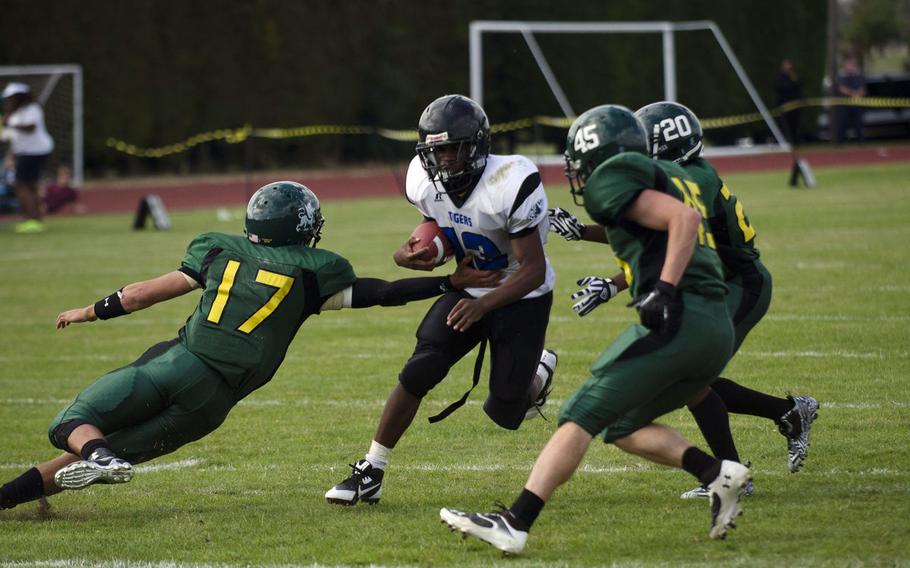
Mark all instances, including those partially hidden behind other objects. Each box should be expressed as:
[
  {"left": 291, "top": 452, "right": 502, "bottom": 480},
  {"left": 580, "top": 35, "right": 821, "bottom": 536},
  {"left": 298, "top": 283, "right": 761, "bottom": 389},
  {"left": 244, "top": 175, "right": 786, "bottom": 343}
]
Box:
[
  {"left": 468, "top": 20, "right": 791, "bottom": 162},
  {"left": 0, "top": 64, "right": 84, "bottom": 185}
]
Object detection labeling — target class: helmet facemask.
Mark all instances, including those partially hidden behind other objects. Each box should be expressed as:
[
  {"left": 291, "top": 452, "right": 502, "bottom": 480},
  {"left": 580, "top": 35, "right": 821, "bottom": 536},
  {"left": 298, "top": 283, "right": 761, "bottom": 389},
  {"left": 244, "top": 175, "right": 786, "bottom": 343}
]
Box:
[
  {"left": 563, "top": 152, "right": 589, "bottom": 206},
  {"left": 417, "top": 136, "right": 488, "bottom": 195}
]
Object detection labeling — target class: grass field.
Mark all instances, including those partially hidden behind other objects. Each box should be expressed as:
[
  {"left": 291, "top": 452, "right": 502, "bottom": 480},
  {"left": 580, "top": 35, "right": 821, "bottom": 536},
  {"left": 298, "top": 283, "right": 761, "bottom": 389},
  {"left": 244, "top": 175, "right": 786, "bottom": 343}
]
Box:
[{"left": 1, "top": 163, "right": 909, "bottom": 567}]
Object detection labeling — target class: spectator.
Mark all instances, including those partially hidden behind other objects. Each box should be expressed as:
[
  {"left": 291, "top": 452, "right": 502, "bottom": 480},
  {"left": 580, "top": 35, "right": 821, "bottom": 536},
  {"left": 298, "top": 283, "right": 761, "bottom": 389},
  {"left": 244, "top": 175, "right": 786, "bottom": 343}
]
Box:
[
  {"left": 775, "top": 59, "right": 803, "bottom": 144},
  {"left": 834, "top": 57, "right": 867, "bottom": 144},
  {"left": 0, "top": 154, "right": 18, "bottom": 214},
  {"left": 43, "top": 164, "right": 83, "bottom": 215},
  {"left": 1, "top": 82, "right": 54, "bottom": 233}
]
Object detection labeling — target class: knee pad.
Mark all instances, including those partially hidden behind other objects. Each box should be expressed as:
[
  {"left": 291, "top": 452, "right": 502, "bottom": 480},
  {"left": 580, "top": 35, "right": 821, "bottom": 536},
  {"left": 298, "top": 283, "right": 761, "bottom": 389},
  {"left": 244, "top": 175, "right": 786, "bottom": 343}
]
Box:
[
  {"left": 483, "top": 395, "right": 525, "bottom": 431},
  {"left": 398, "top": 348, "right": 450, "bottom": 398},
  {"left": 49, "top": 419, "right": 91, "bottom": 452}
]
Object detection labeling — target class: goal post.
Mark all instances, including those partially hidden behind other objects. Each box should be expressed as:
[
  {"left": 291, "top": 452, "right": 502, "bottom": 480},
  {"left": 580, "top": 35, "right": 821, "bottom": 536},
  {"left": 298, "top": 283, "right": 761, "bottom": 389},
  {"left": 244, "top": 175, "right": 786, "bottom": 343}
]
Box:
[
  {"left": 468, "top": 20, "right": 791, "bottom": 158},
  {"left": 0, "top": 64, "right": 84, "bottom": 185}
]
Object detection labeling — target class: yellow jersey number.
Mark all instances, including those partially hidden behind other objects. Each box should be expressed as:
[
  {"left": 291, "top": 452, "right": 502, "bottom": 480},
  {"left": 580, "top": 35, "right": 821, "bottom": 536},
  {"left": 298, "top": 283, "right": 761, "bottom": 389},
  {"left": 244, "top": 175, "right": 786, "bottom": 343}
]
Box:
[
  {"left": 206, "top": 260, "right": 295, "bottom": 334},
  {"left": 720, "top": 183, "right": 757, "bottom": 242},
  {"left": 670, "top": 177, "right": 717, "bottom": 249}
]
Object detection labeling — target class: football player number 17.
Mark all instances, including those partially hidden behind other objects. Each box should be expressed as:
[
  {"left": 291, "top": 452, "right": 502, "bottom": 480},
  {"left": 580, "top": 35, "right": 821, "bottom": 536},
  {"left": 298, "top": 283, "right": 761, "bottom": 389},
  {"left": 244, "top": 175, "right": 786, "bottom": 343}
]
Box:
[{"left": 206, "top": 260, "right": 295, "bottom": 333}]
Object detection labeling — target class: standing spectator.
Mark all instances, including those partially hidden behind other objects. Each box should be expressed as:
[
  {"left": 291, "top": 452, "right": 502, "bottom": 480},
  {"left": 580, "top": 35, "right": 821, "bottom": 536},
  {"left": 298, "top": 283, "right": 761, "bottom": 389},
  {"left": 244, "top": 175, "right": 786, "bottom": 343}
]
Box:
[
  {"left": 0, "top": 154, "right": 18, "bottom": 214},
  {"left": 835, "top": 57, "right": 867, "bottom": 144},
  {"left": 1, "top": 82, "right": 54, "bottom": 233},
  {"left": 43, "top": 164, "right": 82, "bottom": 215},
  {"left": 775, "top": 59, "right": 803, "bottom": 144}
]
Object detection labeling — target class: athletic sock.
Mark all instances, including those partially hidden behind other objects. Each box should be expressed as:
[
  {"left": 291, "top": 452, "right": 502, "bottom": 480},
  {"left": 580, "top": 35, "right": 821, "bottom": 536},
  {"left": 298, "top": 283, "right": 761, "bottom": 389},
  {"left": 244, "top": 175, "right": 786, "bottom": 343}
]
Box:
[
  {"left": 509, "top": 488, "right": 544, "bottom": 531},
  {"left": 0, "top": 467, "right": 44, "bottom": 509},
  {"left": 80, "top": 438, "right": 113, "bottom": 461},
  {"left": 365, "top": 440, "right": 391, "bottom": 470},
  {"left": 712, "top": 377, "right": 792, "bottom": 419},
  {"left": 682, "top": 447, "right": 722, "bottom": 486},
  {"left": 689, "top": 389, "right": 740, "bottom": 462}
]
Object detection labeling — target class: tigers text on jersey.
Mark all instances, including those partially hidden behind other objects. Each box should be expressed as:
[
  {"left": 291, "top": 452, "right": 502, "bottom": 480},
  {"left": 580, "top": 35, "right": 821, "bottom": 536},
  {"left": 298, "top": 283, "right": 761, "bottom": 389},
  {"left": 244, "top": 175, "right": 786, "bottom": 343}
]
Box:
[
  {"left": 179, "top": 232, "right": 356, "bottom": 399},
  {"left": 405, "top": 154, "right": 555, "bottom": 299},
  {"left": 582, "top": 152, "right": 727, "bottom": 299}
]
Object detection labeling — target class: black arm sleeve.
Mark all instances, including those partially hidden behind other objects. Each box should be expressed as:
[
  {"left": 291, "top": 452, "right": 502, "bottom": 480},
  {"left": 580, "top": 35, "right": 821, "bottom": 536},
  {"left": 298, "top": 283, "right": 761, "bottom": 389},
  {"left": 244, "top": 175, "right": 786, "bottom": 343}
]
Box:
[{"left": 350, "top": 276, "right": 453, "bottom": 308}]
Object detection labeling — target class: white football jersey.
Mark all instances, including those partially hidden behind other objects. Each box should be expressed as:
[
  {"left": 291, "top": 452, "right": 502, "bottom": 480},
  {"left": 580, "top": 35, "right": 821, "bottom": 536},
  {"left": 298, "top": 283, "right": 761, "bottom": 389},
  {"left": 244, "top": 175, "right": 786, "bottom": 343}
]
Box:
[{"left": 405, "top": 154, "right": 555, "bottom": 299}]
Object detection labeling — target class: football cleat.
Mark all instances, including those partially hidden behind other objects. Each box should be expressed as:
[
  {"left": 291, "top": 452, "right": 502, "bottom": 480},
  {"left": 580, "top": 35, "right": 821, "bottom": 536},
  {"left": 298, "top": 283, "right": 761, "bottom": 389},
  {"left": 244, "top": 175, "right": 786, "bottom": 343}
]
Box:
[
  {"left": 524, "top": 349, "right": 557, "bottom": 421},
  {"left": 778, "top": 395, "right": 819, "bottom": 473},
  {"left": 440, "top": 507, "right": 528, "bottom": 555},
  {"left": 53, "top": 451, "right": 133, "bottom": 490},
  {"left": 707, "top": 460, "right": 751, "bottom": 540},
  {"left": 681, "top": 479, "right": 754, "bottom": 500},
  {"left": 325, "top": 459, "right": 384, "bottom": 505}
]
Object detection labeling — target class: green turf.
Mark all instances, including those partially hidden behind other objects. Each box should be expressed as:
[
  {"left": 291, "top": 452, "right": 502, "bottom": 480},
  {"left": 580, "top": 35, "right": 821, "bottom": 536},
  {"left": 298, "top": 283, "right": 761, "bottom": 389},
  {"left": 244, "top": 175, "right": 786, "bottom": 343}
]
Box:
[{"left": 1, "top": 163, "right": 909, "bottom": 567}]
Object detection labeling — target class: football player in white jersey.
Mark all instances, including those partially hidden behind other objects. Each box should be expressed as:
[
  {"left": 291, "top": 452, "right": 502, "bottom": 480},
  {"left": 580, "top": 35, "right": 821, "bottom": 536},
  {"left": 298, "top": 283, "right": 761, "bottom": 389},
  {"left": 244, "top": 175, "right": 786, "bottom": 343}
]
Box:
[{"left": 326, "top": 95, "right": 557, "bottom": 506}]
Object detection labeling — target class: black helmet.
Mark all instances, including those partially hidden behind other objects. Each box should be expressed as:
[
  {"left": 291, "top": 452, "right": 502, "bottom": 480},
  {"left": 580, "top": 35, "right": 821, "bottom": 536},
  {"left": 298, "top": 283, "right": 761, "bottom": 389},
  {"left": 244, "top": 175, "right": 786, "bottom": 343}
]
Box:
[
  {"left": 244, "top": 181, "right": 324, "bottom": 247},
  {"left": 634, "top": 101, "right": 703, "bottom": 164},
  {"left": 564, "top": 105, "right": 648, "bottom": 205},
  {"left": 416, "top": 94, "right": 491, "bottom": 193}
]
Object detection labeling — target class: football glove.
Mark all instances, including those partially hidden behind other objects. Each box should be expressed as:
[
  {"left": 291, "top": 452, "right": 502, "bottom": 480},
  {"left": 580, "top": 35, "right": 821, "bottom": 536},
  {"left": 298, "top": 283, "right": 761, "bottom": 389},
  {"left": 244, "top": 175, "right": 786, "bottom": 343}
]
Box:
[
  {"left": 571, "top": 276, "right": 618, "bottom": 317},
  {"left": 548, "top": 207, "right": 586, "bottom": 241},
  {"left": 627, "top": 280, "right": 681, "bottom": 334}
]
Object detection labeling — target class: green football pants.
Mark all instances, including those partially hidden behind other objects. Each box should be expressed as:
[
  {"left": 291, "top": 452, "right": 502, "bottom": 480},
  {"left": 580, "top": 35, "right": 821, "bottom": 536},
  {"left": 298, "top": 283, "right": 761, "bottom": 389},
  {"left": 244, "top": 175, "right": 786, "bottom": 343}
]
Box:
[
  {"left": 559, "top": 292, "right": 734, "bottom": 442},
  {"left": 726, "top": 260, "right": 772, "bottom": 354},
  {"left": 49, "top": 339, "right": 236, "bottom": 464}
]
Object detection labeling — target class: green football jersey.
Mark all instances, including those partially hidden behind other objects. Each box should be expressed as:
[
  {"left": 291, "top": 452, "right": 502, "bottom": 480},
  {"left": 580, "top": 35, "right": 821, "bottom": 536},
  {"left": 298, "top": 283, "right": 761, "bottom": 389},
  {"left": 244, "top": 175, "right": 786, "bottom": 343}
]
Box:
[
  {"left": 582, "top": 152, "right": 727, "bottom": 299},
  {"left": 684, "top": 157, "right": 760, "bottom": 278},
  {"left": 179, "top": 232, "right": 357, "bottom": 398}
]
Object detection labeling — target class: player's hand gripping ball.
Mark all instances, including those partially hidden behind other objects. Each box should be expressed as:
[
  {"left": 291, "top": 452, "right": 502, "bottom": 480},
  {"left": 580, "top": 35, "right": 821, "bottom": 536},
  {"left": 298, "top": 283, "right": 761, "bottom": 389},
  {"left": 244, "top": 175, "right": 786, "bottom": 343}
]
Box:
[{"left": 409, "top": 220, "right": 454, "bottom": 266}]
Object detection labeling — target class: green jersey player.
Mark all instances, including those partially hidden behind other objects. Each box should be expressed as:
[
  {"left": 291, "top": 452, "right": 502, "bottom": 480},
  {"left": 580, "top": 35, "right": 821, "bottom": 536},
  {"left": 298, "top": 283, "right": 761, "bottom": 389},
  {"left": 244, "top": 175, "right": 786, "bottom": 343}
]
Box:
[
  {"left": 548, "top": 102, "right": 819, "bottom": 498},
  {"left": 0, "top": 181, "right": 498, "bottom": 512},
  {"left": 440, "top": 105, "right": 751, "bottom": 554}
]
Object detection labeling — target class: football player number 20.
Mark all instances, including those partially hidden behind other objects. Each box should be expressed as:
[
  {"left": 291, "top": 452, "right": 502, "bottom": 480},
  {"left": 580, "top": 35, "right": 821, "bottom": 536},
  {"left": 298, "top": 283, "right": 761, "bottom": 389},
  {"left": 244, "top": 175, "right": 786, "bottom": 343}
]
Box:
[{"left": 206, "top": 260, "right": 295, "bottom": 333}]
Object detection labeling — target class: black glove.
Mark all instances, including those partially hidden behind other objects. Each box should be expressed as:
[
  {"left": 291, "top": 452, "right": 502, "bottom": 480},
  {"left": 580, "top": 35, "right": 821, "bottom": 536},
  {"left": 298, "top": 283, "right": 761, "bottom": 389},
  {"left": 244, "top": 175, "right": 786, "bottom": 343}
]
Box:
[
  {"left": 628, "top": 280, "right": 681, "bottom": 334},
  {"left": 548, "top": 207, "right": 586, "bottom": 241},
  {"left": 570, "top": 276, "right": 618, "bottom": 317}
]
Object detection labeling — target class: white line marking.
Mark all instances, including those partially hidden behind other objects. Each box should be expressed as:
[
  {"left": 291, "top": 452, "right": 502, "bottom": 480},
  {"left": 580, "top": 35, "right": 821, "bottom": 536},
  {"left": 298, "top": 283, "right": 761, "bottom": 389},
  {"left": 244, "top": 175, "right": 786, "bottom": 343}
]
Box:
[
  {"left": 739, "top": 350, "right": 888, "bottom": 359},
  {"left": 2, "top": 397, "right": 907, "bottom": 410},
  {"left": 134, "top": 458, "right": 204, "bottom": 473}
]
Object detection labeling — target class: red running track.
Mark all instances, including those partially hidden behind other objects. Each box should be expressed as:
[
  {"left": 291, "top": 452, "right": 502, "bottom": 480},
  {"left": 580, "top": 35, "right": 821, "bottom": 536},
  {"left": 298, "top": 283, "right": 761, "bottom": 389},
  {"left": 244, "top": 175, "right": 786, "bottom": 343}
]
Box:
[{"left": 62, "top": 145, "right": 910, "bottom": 216}]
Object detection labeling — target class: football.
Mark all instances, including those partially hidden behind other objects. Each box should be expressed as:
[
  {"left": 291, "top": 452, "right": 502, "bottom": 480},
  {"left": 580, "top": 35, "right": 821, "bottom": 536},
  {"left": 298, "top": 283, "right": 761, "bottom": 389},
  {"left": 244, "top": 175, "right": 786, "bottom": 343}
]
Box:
[{"left": 409, "top": 220, "right": 454, "bottom": 266}]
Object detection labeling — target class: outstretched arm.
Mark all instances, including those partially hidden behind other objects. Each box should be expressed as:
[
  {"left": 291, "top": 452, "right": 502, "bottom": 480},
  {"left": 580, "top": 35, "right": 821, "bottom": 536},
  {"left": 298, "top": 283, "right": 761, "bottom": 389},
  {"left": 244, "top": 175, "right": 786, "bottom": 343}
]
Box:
[
  {"left": 56, "top": 271, "right": 196, "bottom": 329},
  {"left": 321, "top": 256, "right": 501, "bottom": 310}
]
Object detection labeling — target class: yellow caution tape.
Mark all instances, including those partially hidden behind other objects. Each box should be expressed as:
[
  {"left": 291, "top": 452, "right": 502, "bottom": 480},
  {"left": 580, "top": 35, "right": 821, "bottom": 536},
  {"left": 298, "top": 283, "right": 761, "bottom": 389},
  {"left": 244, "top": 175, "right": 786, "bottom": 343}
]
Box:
[{"left": 106, "top": 97, "right": 910, "bottom": 158}]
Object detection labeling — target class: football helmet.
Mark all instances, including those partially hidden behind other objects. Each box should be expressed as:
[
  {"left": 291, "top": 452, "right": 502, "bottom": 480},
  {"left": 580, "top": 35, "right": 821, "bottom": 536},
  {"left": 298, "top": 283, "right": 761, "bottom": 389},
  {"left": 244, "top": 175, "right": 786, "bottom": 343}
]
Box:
[
  {"left": 416, "top": 94, "right": 491, "bottom": 194},
  {"left": 564, "top": 104, "right": 648, "bottom": 205},
  {"left": 245, "top": 181, "right": 324, "bottom": 247},
  {"left": 634, "top": 101, "right": 703, "bottom": 164}
]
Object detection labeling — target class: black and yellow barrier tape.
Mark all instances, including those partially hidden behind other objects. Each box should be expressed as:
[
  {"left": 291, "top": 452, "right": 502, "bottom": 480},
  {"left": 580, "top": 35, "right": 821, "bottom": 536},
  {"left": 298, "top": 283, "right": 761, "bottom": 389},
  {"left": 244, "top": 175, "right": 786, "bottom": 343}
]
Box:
[{"left": 105, "top": 97, "right": 910, "bottom": 158}]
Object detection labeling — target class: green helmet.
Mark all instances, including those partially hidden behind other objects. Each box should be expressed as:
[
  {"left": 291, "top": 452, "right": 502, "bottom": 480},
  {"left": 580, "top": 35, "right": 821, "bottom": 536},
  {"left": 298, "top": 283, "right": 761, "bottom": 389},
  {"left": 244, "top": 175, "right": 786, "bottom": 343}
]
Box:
[
  {"left": 244, "top": 181, "right": 324, "bottom": 247},
  {"left": 564, "top": 105, "right": 648, "bottom": 205},
  {"left": 634, "top": 101, "right": 703, "bottom": 164}
]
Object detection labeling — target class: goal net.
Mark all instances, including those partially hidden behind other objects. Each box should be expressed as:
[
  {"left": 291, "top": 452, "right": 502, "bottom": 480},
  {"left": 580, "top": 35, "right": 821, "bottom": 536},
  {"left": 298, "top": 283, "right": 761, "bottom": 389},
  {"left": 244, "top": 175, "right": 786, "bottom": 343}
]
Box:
[
  {"left": 0, "top": 64, "right": 83, "bottom": 185},
  {"left": 469, "top": 20, "right": 790, "bottom": 164}
]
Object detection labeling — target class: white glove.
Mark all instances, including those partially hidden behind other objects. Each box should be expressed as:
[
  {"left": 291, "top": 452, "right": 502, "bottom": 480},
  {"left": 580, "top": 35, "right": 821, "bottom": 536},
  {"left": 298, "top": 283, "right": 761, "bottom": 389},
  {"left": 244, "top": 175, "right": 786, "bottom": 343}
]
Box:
[
  {"left": 571, "top": 276, "right": 618, "bottom": 317},
  {"left": 548, "top": 207, "right": 586, "bottom": 241}
]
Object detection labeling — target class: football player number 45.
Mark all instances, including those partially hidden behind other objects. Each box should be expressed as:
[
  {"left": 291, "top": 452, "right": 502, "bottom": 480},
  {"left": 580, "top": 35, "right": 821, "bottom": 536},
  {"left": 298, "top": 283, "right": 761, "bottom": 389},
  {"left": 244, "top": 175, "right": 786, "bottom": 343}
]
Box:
[
  {"left": 574, "top": 124, "right": 600, "bottom": 153},
  {"left": 206, "top": 260, "right": 294, "bottom": 333}
]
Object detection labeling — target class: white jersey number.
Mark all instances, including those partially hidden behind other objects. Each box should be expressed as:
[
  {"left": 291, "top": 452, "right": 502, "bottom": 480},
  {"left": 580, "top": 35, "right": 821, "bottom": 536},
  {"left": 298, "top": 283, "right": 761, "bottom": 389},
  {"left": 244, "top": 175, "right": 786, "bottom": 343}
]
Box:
[
  {"left": 659, "top": 115, "right": 693, "bottom": 142},
  {"left": 573, "top": 124, "right": 601, "bottom": 153}
]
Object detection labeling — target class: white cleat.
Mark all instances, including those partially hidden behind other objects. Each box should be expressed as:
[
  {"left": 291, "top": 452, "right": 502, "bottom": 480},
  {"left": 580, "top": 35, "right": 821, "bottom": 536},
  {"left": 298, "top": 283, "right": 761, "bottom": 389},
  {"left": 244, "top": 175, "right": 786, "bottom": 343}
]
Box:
[
  {"left": 707, "top": 460, "right": 751, "bottom": 540},
  {"left": 440, "top": 507, "right": 528, "bottom": 555},
  {"left": 54, "top": 455, "right": 133, "bottom": 490},
  {"left": 524, "top": 349, "right": 557, "bottom": 421}
]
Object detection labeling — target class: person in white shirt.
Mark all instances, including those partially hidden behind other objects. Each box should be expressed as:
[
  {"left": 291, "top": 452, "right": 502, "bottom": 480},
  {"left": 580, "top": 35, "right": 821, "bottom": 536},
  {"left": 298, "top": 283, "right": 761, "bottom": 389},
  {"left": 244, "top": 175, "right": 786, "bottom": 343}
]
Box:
[
  {"left": 2, "top": 82, "right": 54, "bottom": 233},
  {"left": 325, "top": 95, "right": 558, "bottom": 506}
]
